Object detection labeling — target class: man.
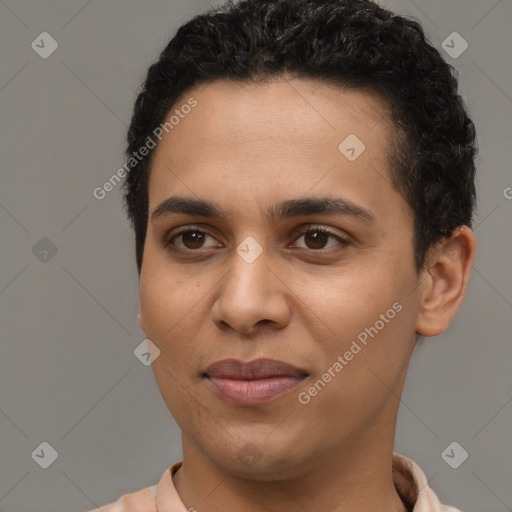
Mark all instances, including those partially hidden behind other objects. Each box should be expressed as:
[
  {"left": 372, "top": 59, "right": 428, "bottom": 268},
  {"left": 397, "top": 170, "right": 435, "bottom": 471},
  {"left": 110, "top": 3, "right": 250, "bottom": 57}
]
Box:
[{"left": 91, "top": 0, "right": 477, "bottom": 510}]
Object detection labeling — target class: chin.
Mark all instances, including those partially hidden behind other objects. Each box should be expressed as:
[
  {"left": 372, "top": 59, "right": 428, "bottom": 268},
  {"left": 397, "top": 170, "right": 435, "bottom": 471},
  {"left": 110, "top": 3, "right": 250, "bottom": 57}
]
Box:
[{"left": 206, "top": 435, "right": 313, "bottom": 482}]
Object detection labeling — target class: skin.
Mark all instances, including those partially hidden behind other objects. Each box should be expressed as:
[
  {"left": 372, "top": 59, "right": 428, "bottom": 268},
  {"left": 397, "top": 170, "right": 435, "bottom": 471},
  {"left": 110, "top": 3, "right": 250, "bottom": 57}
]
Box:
[{"left": 137, "top": 78, "right": 477, "bottom": 512}]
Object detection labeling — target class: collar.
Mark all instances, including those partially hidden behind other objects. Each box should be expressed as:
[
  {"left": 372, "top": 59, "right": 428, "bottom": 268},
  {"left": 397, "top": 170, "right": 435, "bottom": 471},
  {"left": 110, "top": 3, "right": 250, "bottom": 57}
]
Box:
[{"left": 154, "top": 453, "right": 458, "bottom": 512}]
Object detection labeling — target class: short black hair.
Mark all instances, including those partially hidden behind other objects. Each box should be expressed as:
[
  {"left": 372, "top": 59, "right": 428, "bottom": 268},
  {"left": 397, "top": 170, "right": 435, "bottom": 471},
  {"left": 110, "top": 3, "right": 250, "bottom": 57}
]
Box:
[{"left": 122, "top": 0, "right": 477, "bottom": 275}]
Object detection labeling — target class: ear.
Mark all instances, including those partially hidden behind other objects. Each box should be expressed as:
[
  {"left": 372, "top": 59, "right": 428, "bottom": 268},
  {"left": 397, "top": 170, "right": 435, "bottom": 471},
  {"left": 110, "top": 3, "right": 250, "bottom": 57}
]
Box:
[
  {"left": 137, "top": 304, "right": 146, "bottom": 333},
  {"left": 415, "top": 225, "right": 477, "bottom": 337}
]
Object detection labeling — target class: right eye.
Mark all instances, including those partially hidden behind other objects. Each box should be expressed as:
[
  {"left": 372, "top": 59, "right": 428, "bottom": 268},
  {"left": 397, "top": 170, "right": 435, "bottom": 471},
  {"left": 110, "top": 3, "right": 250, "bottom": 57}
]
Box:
[{"left": 163, "top": 227, "right": 223, "bottom": 254}]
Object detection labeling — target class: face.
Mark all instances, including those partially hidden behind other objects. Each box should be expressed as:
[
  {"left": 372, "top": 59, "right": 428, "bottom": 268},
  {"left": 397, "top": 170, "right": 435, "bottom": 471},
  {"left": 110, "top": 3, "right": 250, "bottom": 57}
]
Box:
[{"left": 138, "top": 78, "right": 424, "bottom": 479}]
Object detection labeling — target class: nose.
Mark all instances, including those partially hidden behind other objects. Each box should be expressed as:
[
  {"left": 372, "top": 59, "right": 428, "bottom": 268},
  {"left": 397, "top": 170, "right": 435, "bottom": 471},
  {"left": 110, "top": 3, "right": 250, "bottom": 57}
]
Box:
[{"left": 210, "top": 248, "right": 292, "bottom": 335}]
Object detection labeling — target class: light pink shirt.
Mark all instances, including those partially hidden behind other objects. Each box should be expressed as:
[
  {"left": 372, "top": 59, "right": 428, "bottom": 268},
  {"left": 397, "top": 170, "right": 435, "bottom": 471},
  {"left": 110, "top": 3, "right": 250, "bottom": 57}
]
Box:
[{"left": 89, "top": 453, "right": 462, "bottom": 512}]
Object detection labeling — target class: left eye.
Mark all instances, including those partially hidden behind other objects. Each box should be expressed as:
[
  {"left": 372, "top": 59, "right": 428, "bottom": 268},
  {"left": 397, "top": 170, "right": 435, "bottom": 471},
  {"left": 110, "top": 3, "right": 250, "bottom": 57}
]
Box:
[{"left": 290, "top": 226, "right": 348, "bottom": 251}]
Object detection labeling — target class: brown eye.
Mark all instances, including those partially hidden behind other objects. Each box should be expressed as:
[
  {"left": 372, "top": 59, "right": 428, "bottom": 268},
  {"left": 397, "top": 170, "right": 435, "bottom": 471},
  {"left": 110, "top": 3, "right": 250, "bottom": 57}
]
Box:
[
  {"left": 164, "top": 228, "right": 221, "bottom": 253},
  {"left": 303, "top": 230, "right": 330, "bottom": 249},
  {"left": 291, "top": 225, "right": 349, "bottom": 252},
  {"left": 181, "top": 231, "right": 207, "bottom": 249}
]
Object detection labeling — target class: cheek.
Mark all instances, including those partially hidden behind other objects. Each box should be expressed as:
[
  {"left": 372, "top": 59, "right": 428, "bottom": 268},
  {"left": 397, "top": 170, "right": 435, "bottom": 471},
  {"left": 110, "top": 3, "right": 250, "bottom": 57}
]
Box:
[
  {"left": 139, "top": 258, "right": 195, "bottom": 337},
  {"left": 299, "top": 259, "right": 416, "bottom": 384},
  {"left": 298, "top": 259, "right": 403, "bottom": 330},
  {"left": 138, "top": 265, "right": 215, "bottom": 375},
  {"left": 296, "top": 306, "right": 414, "bottom": 441},
  {"left": 139, "top": 271, "right": 209, "bottom": 422}
]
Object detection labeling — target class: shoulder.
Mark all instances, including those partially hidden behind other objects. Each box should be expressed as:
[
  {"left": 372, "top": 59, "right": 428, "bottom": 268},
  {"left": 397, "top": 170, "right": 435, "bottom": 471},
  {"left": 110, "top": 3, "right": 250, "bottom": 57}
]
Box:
[{"left": 88, "top": 484, "right": 157, "bottom": 512}]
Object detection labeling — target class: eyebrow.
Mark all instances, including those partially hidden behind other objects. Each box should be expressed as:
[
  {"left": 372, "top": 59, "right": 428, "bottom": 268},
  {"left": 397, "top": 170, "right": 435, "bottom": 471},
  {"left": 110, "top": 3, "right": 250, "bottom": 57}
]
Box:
[{"left": 151, "top": 195, "right": 375, "bottom": 225}]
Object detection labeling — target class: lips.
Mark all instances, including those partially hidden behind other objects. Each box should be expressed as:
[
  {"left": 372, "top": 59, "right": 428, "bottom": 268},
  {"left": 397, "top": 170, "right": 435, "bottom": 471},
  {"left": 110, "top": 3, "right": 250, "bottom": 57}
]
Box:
[
  {"left": 204, "top": 358, "right": 308, "bottom": 405},
  {"left": 205, "top": 358, "right": 308, "bottom": 379}
]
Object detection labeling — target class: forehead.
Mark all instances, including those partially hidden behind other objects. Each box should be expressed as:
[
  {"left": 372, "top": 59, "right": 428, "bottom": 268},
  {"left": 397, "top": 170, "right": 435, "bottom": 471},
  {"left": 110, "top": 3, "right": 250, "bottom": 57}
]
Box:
[
  {"left": 147, "top": 78, "right": 408, "bottom": 227},
  {"left": 158, "top": 78, "right": 390, "bottom": 150}
]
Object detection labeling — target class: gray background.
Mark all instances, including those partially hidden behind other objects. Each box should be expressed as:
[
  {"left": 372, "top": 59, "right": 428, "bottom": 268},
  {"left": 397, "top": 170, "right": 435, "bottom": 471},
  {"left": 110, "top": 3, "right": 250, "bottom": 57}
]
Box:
[{"left": 0, "top": 0, "right": 511, "bottom": 511}]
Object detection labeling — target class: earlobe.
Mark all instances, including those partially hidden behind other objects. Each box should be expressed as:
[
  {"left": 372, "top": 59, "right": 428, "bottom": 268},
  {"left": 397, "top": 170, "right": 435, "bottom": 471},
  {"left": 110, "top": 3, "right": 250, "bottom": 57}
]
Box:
[
  {"left": 415, "top": 226, "right": 477, "bottom": 337},
  {"left": 137, "top": 306, "right": 145, "bottom": 333}
]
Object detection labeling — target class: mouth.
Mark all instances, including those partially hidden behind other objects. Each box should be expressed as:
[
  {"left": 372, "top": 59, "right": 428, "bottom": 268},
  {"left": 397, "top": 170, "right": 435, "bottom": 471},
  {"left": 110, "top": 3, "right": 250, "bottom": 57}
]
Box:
[{"left": 203, "top": 358, "right": 309, "bottom": 405}]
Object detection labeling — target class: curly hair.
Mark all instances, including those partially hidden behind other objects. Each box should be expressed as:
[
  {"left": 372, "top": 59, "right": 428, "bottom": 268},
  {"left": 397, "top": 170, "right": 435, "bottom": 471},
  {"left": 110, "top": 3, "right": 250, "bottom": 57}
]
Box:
[{"left": 122, "top": 0, "right": 477, "bottom": 275}]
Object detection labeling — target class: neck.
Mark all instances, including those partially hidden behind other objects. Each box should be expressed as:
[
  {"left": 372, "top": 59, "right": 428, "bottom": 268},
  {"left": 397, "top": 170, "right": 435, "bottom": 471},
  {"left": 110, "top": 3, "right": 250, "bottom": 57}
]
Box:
[{"left": 172, "top": 431, "right": 408, "bottom": 512}]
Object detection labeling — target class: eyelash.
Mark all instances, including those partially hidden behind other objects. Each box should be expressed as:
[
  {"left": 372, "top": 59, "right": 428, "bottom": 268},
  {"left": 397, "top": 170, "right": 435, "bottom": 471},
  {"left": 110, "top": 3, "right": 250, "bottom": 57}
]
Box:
[{"left": 163, "top": 224, "right": 350, "bottom": 255}]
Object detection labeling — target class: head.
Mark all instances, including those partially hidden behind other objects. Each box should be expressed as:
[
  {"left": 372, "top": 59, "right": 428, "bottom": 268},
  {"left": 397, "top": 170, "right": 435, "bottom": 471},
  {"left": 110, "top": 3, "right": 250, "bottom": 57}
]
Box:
[{"left": 122, "top": 0, "right": 477, "bottom": 480}]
